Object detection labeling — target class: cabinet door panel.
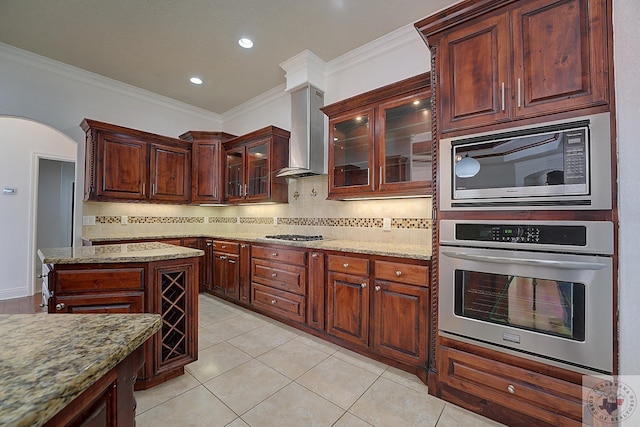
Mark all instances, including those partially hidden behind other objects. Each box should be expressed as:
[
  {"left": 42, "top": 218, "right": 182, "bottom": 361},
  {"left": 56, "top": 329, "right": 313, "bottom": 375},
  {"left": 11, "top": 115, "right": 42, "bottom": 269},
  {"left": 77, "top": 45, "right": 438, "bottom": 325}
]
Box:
[
  {"left": 439, "top": 13, "right": 511, "bottom": 132},
  {"left": 192, "top": 142, "right": 220, "bottom": 203},
  {"left": 513, "top": 0, "right": 609, "bottom": 117},
  {"left": 326, "top": 271, "right": 369, "bottom": 346},
  {"left": 372, "top": 281, "right": 428, "bottom": 366},
  {"left": 97, "top": 135, "right": 147, "bottom": 200},
  {"left": 225, "top": 255, "right": 240, "bottom": 299},
  {"left": 150, "top": 144, "right": 190, "bottom": 203}
]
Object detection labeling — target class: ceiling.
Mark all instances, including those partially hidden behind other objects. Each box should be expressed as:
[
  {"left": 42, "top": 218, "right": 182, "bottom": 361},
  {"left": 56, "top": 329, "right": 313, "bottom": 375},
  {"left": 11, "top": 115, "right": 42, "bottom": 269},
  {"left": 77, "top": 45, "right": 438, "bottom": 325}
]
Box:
[{"left": 0, "top": 0, "right": 453, "bottom": 114}]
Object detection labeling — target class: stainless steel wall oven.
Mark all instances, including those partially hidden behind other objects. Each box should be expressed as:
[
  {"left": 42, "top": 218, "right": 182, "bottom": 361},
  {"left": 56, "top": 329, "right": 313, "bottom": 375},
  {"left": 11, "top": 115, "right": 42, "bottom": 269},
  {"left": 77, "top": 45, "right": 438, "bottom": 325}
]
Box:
[{"left": 439, "top": 220, "right": 614, "bottom": 374}]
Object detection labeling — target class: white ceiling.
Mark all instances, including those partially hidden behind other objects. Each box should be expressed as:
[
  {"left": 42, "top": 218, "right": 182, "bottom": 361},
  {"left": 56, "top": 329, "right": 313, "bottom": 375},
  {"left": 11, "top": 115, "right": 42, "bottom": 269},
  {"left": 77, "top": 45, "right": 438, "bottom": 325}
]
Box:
[{"left": 0, "top": 0, "right": 453, "bottom": 114}]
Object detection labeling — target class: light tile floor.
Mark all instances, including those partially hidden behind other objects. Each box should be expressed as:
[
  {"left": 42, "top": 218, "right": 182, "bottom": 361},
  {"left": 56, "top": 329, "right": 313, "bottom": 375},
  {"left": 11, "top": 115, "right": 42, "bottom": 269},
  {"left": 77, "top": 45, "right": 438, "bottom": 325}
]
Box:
[{"left": 135, "top": 293, "right": 505, "bottom": 427}]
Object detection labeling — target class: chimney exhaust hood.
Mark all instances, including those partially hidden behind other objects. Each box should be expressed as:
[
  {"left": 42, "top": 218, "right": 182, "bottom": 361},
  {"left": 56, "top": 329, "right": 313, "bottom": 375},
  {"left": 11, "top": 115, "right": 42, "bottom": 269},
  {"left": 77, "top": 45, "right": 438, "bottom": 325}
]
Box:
[{"left": 276, "top": 84, "right": 325, "bottom": 178}]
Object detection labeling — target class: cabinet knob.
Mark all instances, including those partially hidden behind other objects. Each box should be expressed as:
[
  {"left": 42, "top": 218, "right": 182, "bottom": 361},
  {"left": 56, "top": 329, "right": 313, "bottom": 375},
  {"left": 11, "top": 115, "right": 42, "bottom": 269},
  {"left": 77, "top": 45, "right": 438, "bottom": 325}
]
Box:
[
  {"left": 343, "top": 263, "right": 349, "bottom": 268},
  {"left": 272, "top": 252, "right": 278, "bottom": 257},
  {"left": 375, "top": 285, "right": 381, "bottom": 291},
  {"left": 221, "top": 245, "right": 226, "bottom": 249},
  {"left": 241, "top": 244, "right": 246, "bottom": 248},
  {"left": 361, "top": 283, "right": 367, "bottom": 288},
  {"left": 271, "top": 273, "right": 277, "bottom": 277},
  {"left": 271, "top": 299, "right": 277, "bottom": 304},
  {"left": 507, "top": 384, "right": 515, "bottom": 394},
  {"left": 311, "top": 253, "right": 318, "bottom": 258},
  {"left": 206, "top": 242, "right": 212, "bottom": 247},
  {"left": 55, "top": 303, "right": 65, "bottom": 311},
  {"left": 395, "top": 270, "right": 402, "bottom": 277}
]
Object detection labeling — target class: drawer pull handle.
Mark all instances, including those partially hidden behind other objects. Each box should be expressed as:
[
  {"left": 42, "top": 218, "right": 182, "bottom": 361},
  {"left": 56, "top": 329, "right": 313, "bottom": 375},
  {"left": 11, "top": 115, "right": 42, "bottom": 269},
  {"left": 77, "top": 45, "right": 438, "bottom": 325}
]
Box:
[
  {"left": 221, "top": 245, "right": 226, "bottom": 249},
  {"left": 272, "top": 252, "right": 278, "bottom": 257},
  {"left": 271, "top": 273, "right": 277, "bottom": 277},
  {"left": 361, "top": 283, "right": 367, "bottom": 288},
  {"left": 343, "top": 263, "right": 349, "bottom": 268},
  {"left": 271, "top": 299, "right": 277, "bottom": 304},
  {"left": 375, "top": 285, "right": 381, "bottom": 291},
  {"left": 55, "top": 303, "right": 65, "bottom": 311},
  {"left": 507, "top": 385, "right": 515, "bottom": 394},
  {"left": 395, "top": 270, "right": 402, "bottom": 277}
]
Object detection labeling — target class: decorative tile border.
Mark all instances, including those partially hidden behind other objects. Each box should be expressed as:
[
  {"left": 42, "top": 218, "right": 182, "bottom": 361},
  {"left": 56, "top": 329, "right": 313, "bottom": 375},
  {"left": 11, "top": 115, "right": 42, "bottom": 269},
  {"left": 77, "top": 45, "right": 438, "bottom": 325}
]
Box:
[{"left": 92, "top": 216, "right": 431, "bottom": 229}]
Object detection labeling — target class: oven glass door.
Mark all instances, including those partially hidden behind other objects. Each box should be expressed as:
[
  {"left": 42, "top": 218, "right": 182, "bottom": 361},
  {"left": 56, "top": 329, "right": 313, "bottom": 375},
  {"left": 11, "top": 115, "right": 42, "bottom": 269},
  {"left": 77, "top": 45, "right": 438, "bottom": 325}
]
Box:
[{"left": 455, "top": 270, "right": 585, "bottom": 342}]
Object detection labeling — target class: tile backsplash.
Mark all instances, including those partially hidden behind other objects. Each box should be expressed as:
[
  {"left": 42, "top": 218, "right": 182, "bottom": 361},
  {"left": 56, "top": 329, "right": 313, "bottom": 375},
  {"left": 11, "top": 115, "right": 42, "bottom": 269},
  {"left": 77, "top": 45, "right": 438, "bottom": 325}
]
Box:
[{"left": 82, "top": 175, "right": 432, "bottom": 245}]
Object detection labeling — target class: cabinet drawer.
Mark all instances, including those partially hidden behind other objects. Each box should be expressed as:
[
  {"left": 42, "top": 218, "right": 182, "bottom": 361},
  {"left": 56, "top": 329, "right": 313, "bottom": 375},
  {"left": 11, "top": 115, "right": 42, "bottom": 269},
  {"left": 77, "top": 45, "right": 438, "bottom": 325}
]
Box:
[
  {"left": 328, "top": 255, "right": 369, "bottom": 275},
  {"left": 252, "top": 245, "right": 305, "bottom": 265},
  {"left": 212, "top": 240, "right": 239, "bottom": 255},
  {"left": 439, "top": 345, "right": 583, "bottom": 425},
  {"left": 251, "top": 259, "right": 305, "bottom": 294},
  {"left": 251, "top": 283, "right": 305, "bottom": 323},
  {"left": 56, "top": 268, "right": 145, "bottom": 293},
  {"left": 374, "top": 261, "right": 428, "bottom": 286}
]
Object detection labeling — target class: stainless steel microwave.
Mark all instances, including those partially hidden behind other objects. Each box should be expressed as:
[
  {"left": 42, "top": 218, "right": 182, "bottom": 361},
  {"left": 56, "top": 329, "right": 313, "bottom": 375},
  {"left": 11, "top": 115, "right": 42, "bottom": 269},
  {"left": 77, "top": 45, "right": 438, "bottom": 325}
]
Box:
[{"left": 439, "top": 113, "right": 612, "bottom": 210}]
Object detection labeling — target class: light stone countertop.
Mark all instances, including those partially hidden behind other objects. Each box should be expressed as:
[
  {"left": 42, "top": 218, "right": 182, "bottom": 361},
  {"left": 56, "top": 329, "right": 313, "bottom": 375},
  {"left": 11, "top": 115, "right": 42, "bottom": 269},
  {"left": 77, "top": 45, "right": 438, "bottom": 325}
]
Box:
[
  {"left": 0, "top": 313, "right": 161, "bottom": 427},
  {"left": 38, "top": 242, "right": 204, "bottom": 264},
  {"left": 83, "top": 233, "right": 431, "bottom": 260}
]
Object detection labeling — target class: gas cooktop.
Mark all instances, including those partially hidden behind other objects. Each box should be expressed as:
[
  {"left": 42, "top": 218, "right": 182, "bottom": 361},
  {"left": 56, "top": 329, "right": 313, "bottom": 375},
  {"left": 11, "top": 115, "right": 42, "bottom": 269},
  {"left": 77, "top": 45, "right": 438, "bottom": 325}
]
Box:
[{"left": 264, "top": 234, "right": 323, "bottom": 241}]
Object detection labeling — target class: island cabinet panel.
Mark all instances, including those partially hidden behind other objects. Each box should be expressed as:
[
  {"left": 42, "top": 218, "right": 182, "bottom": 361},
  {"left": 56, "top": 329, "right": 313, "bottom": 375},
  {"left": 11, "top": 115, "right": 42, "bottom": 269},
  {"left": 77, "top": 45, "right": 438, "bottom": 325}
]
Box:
[
  {"left": 250, "top": 244, "right": 307, "bottom": 323},
  {"left": 44, "top": 346, "right": 144, "bottom": 427},
  {"left": 140, "top": 258, "right": 198, "bottom": 389},
  {"left": 417, "top": 0, "right": 610, "bottom": 134}
]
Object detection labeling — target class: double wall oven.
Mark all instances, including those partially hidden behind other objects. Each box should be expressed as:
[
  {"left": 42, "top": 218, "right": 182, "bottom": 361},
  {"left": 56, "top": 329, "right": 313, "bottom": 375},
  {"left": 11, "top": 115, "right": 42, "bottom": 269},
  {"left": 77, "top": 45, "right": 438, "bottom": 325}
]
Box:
[{"left": 437, "top": 113, "right": 615, "bottom": 375}]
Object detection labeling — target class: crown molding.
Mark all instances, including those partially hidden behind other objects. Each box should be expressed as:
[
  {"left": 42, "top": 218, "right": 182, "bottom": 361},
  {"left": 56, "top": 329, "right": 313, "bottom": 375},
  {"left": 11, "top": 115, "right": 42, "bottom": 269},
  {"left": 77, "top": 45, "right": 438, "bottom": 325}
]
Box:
[
  {"left": 325, "top": 24, "right": 422, "bottom": 77},
  {"left": 221, "top": 83, "right": 288, "bottom": 123},
  {"left": 0, "top": 42, "right": 220, "bottom": 123}
]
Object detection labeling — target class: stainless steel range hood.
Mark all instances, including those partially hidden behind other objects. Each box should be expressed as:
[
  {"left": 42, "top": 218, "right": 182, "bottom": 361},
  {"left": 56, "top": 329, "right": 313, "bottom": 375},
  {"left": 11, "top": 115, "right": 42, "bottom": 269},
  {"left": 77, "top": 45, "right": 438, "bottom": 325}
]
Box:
[{"left": 276, "top": 84, "right": 325, "bottom": 178}]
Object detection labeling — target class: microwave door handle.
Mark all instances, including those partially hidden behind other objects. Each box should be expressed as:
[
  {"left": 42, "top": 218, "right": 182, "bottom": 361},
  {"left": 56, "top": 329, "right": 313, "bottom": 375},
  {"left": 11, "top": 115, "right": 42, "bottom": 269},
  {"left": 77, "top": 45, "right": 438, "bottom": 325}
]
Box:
[{"left": 441, "top": 251, "right": 608, "bottom": 270}]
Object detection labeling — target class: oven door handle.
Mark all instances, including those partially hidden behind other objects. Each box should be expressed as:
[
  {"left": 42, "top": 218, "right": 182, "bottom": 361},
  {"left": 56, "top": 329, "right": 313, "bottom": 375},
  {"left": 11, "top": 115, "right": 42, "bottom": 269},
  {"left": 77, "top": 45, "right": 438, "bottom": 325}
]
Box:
[{"left": 441, "top": 251, "right": 608, "bottom": 270}]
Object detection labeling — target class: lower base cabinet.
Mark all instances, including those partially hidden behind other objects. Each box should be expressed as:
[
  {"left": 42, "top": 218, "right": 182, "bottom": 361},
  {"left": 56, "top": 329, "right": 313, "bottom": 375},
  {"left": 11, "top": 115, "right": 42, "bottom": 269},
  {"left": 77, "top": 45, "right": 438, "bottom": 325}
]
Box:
[{"left": 436, "top": 337, "right": 585, "bottom": 427}]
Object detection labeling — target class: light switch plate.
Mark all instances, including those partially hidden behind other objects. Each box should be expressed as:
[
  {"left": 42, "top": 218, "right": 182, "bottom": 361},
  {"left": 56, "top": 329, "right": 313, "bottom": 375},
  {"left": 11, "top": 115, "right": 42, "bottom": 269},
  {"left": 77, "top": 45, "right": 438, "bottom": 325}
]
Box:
[
  {"left": 82, "top": 215, "right": 96, "bottom": 226},
  {"left": 121, "top": 215, "right": 128, "bottom": 225},
  {"left": 383, "top": 217, "right": 392, "bottom": 231}
]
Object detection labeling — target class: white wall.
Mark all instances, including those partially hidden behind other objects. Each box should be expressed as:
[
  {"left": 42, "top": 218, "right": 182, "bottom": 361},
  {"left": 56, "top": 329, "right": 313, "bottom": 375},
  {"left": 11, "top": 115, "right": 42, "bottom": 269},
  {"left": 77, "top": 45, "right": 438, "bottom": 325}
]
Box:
[
  {"left": 614, "top": 0, "right": 640, "bottom": 375},
  {"left": 0, "top": 117, "right": 76, "bottom": 299}
]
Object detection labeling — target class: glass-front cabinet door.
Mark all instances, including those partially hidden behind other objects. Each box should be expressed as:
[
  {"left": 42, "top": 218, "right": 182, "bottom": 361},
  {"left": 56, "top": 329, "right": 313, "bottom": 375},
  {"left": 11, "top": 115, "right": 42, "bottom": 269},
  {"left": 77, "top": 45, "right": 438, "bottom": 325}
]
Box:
[
  {"left": 378, "top": 94, "right": 432, "bottom": 193},
  {"left": 225, "top": 146, "right": 244, "bottom": 203},
  {"left": 246, "top": 139, "right": 269, "bottom": 200},
  {"left": 328, "top": 108, "right": 375, "bottom": 196}
]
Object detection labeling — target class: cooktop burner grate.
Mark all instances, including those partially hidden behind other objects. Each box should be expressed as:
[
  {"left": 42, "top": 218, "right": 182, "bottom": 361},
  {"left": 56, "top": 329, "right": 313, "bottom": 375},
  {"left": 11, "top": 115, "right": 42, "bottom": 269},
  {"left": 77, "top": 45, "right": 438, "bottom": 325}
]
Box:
[{"left": 264, "top": 234, "right": 324, "bottom": 241}]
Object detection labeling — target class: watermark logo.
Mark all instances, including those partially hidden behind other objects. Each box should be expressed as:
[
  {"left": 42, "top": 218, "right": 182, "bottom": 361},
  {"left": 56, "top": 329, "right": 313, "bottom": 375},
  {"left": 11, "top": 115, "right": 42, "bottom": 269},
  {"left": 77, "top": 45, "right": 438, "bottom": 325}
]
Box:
[{"left": 586, "top": 378, "right": 637, "bottom": 424}]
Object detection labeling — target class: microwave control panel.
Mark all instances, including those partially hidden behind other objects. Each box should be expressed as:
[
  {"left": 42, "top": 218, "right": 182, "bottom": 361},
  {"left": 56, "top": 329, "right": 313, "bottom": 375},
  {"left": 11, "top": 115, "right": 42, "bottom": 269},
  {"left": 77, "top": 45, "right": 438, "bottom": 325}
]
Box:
[{"left": 455, "top": 223, "right": 587, "bottom": 246}]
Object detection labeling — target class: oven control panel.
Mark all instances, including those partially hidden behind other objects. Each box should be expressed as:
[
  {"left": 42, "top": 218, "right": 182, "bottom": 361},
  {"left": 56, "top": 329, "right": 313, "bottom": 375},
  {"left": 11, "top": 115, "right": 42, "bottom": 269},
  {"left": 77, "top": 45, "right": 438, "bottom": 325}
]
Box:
[{"left": 455, "top": 223, "right": 587, "bottom": 246}]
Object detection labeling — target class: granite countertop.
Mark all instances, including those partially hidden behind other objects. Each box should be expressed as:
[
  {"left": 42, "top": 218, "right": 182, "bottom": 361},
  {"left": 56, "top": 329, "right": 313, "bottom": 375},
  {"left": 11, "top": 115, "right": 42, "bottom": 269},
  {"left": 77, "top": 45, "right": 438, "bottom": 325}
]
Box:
[
  {"left": 84, "top": 234, "right": 431, "bottom": 260},
  {"left": 0, "top": 313, "right": 161, "bottom": 427},
  {"left": 38, "top": 242, "right": 204, "bottom": 265}
]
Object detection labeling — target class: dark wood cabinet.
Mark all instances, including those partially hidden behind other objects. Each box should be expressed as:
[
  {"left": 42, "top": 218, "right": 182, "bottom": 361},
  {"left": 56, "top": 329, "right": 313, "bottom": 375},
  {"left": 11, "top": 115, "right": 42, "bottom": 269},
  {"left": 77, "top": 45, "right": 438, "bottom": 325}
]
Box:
[
  {"left": 322, "top": 73, "right": 432, "bottom": 200},
  {"left": 250, "top": 244, "right": 307, "bottom": 323},
  {"left": 82, "top": 119, "right": 192, "bottom": 204},
  {"left": 372, "top": 260, "right": 429, "bottom": 367},
  {"left": 326, "top": 255, "right": 370, "bottom": 346},
  {"left": 223, "top": 126, "right": 290, "bottom": 204},
  {"left": 211, "top": 240, "right": 240, "bottom": 299},
  {"left": 417, "top": 0, "right": 610, "bottom": 134},
  {"left": 307, "top": 251, "right": 325, "bottom": 330},
  {"left": 179, "top": 131, "right": 237, "bottom": 204}
]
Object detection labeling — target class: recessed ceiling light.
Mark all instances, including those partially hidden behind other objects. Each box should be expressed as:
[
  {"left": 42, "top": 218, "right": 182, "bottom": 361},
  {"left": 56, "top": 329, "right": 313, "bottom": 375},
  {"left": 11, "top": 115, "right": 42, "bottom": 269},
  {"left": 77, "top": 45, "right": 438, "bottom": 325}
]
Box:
[
  {"left": 238, "top": 38, "right": 254, "bottom": 49},
  {"left": 189, "top": 77, "right": 203, "bottom": 85}
]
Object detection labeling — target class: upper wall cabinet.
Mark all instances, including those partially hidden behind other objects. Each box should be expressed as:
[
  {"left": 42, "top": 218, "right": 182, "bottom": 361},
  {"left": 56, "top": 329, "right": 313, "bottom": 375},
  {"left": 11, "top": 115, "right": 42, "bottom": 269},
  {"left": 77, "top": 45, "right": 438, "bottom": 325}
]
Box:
[
  {"left": 322, "top": 73, "right": 432, "bottom": 200},
  {"left": 179, "top": 131, "right": 237, "bottom": 205},
  {"left": 416, "top": 0, "right": 610, "bottom": 135},
  {"left": 223, "top": 126, "right": 290, "bottom": 204},
  {"left": 82, "top": 119, "right": 192, "bottom": 204}
]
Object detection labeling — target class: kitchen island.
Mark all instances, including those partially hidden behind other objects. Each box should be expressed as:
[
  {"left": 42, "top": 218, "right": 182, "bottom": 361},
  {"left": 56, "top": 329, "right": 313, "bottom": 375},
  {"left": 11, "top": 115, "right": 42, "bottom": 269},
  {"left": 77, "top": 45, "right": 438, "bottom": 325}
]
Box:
[
  {"left": 38, "top": 242, "right": 203, "bottom": 389},
  {"left": 0, "top": 312, "right": 161, "bottom": 426}
]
